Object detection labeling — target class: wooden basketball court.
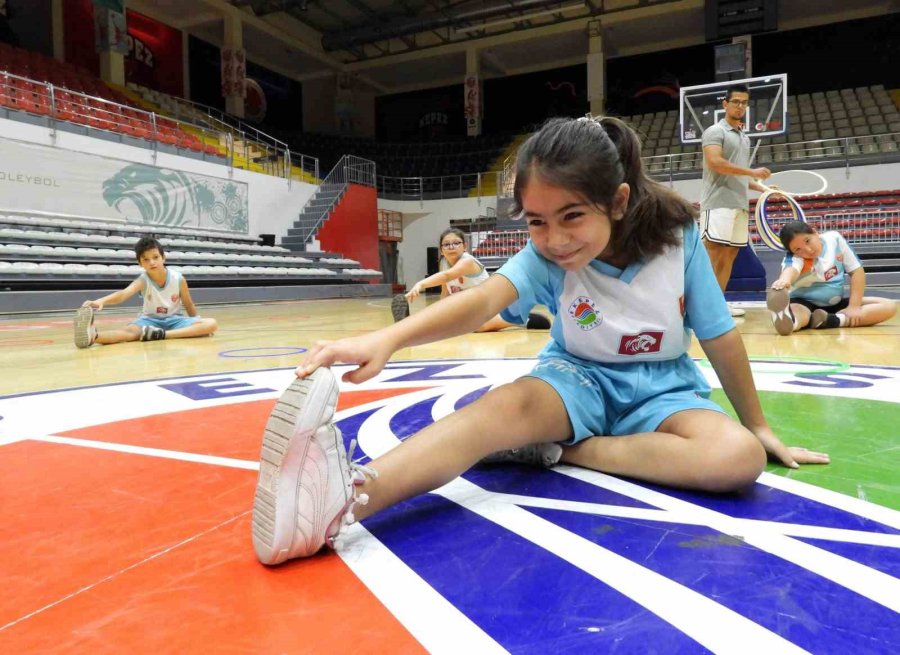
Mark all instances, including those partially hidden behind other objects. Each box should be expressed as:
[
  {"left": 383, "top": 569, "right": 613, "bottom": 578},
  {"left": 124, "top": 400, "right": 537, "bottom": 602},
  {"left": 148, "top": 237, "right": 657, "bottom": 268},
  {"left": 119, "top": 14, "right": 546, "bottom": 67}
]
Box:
[{"left": 1, "top": 297, "right": 898, "bottom": 653}]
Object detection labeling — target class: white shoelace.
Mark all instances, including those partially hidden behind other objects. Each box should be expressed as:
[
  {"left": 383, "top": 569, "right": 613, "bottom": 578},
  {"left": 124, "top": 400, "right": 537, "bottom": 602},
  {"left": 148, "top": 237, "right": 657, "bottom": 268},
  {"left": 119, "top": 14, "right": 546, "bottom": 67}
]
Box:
[{"left": 328, "top": 439, "right": 378, "bottom": 547}]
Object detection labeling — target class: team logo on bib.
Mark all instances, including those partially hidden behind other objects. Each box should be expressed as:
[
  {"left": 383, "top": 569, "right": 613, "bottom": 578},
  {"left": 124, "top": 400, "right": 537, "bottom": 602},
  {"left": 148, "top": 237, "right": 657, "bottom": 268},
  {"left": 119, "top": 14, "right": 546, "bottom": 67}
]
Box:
[
  {"left": 619, "top": 331, "right": 663, "bottom": 355},
  {"left": 567, "top": 296, "right": 602, "bottom": 331}
]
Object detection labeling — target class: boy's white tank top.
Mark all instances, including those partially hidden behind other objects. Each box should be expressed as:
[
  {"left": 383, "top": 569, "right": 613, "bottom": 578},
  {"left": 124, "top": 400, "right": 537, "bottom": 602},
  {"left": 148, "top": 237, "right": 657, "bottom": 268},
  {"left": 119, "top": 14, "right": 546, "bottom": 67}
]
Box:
[
  {"left": 559, "top": 240, "right": 690, "bottom": 362},
  {"left": 140, "top": 269, "right": 185, "bottom": 318}
]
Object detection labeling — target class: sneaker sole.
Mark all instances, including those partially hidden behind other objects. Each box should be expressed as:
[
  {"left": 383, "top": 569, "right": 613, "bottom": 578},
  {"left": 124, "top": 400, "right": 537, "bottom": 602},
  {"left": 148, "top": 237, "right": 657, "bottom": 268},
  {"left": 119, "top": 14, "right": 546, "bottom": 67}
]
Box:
[
  {"left": 810, "top": 308, "right": 827, "bottom": 329},
  {"left": 766, "top": 289, "right": 794, "bottom": 336},
  {"left": 252, "top": 368, "right": 339, "bottom": 565},
  {"left": 74, "top": 306, "right": 94, "bottom": 348},
  {"left": 391, "top": 294, "right": 409, "bottom": 322}
]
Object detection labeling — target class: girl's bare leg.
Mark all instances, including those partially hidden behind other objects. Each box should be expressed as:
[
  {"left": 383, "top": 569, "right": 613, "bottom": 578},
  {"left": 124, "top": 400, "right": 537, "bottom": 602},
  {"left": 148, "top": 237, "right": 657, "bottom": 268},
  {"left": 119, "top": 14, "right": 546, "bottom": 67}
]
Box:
[
  {"left": 561, "top": 409, "right": 766, "bottom": 492},
  {"left": 790, "top": 303, "right": 811, "bottom": 330},
  {"left": 842, "top": 296, "right": 897, "bottom": 327},
  {"left": 353, "top": 377, "right": 571, "bottom": 520},
  {"left": 475, "top": 314, "right": 519, "bottom": 332}
]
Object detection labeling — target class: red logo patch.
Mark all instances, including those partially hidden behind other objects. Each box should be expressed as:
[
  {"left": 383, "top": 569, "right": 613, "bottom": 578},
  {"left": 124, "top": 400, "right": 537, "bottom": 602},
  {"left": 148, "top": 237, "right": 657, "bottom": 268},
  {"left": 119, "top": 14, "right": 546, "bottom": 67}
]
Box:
[
  {"left": 155, "top": 306, "right": 169, "bottom": 315},
  {"left": 824, "top": 266, "right": 838, "bottom": 281},
  {"left": 171, "top": 294, "right": 180, "bottom": 302},
  {"left": 618, "top": 331, "right": 664, "bottom": 355}
]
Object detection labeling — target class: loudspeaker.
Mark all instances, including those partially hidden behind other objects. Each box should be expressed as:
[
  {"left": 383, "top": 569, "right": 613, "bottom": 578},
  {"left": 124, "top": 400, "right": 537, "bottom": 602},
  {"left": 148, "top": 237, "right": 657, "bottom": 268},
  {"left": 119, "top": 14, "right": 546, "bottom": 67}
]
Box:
[{"left": 259, "top": 233, "right": 276, "bottom": 247}]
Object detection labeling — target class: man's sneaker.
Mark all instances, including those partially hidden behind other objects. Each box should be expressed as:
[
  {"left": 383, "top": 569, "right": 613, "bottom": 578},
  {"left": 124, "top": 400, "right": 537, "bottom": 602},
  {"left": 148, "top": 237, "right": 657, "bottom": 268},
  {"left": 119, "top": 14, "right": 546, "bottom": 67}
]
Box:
[
  {"left": 252, "top": 368, "right": 376, "bottom": 565},
  {"left": 766, "top": 288, "right": 795, "bottom": 336},
  {"left": 391, "top": 294, "right": 410, "bottom": 322},
  {"left": 481, "top": 442, "right": 563, "bottom": 468},
  {"left": 810, "top": 309, "right": 841, "bottom": 329},
  {"left": 526, "top": 312, "right": 551, "bottom": 330},
  {"left": 74, "top": 306, "right": 97, "bottom": 349},
  {"left": 139, "top": 325, "right": 166, "bottom": 341},
  {"left": 728, "top": 303, "right": 746, "bottom": 317}
]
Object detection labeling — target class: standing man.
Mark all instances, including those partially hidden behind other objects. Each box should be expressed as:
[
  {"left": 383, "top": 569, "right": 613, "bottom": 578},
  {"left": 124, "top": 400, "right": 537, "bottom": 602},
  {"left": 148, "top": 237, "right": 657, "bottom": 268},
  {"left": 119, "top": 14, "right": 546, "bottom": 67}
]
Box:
[{"left": 700, "top": 84, "right": 772, "bottom": 317}]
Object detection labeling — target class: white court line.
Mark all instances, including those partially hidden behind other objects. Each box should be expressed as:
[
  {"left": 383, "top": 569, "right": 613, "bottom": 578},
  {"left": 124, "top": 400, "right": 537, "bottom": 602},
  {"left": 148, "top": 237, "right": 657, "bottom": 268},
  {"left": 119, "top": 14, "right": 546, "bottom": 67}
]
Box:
[
  {"left": 757, "top": 471, "right": 900, "bottom": 529},
  {"left": 24, "top": 433, "right": 900, "bottom": 550},
  {"left": 338, "top": 522, "right": 506, "bottom": 655},
  {"left": 0, "top": 511, "right": 250, "bottom": 633},
  {"left": 31, "top": 435, "right": 259, "bottom": 470},
  {"left": 498, "top": 494, "right": 900, "bottom": 548},
  {"left": 559, "top": 467, "right": 900, "bottom": 612},
  {"left": 436, "top": 478, "right": 809, "bottom": 655}
]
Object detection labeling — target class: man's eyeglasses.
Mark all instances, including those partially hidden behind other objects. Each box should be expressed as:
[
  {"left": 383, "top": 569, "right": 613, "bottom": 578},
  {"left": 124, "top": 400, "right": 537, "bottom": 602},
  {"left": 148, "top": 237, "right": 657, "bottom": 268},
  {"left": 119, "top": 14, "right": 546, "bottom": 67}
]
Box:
[
  {"left": 441, "top": 241, "right": 464, "bottom": 249},
  {"left": 727, "top": 99, "right": 750, "bottom": 107}
]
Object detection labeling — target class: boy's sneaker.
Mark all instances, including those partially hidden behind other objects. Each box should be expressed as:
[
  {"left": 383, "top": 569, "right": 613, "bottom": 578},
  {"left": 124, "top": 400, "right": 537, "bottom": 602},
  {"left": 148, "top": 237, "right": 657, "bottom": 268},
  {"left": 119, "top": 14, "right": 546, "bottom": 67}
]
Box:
[
  {"left": 481, "top": 442, "right": 563, "bottom": 468},
  {"left": 766, "top": 288, "right": 795, "bottom": 336},
  {"left": 252, "top": 368, "right": 376, "bottom": 565},
  {"left": 74, "top": 306, "right": 96, "bottom": 349},
  {"left": 139, "top": 325, "right": 166, "bottom": 341},
  {"left": 810, "top": 309, "right": 841, "bottom": 329},
  {"left": 526, "top": 312, "right": 551, "bottom": 330},
  {"left": 391, "top": 294, "right": 410, "bottom": 322}
]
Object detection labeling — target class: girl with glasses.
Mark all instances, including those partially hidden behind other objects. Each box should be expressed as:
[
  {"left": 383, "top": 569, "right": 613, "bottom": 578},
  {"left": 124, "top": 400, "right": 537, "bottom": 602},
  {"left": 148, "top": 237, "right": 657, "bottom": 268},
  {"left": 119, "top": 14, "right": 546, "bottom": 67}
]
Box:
[
  {"left": 391, "top": 227, "right": 551, "bottom": 331},
  {"left": 253, "top": 116, "right": 827, "bottom": 566}
]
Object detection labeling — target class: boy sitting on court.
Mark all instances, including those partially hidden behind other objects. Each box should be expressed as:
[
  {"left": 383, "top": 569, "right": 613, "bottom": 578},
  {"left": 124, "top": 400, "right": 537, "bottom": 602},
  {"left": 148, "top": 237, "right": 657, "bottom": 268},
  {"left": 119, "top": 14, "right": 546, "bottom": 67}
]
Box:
[{"left": 73, "top": 236, "right": 218, "bottom": 348}]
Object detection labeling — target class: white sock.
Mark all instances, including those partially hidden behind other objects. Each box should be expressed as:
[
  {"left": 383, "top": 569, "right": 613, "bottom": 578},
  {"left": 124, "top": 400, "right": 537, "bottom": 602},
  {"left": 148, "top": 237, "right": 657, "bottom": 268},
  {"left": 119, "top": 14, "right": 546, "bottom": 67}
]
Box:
[{"left": 838, "top": 313, "right": 849, "bottom": 327}]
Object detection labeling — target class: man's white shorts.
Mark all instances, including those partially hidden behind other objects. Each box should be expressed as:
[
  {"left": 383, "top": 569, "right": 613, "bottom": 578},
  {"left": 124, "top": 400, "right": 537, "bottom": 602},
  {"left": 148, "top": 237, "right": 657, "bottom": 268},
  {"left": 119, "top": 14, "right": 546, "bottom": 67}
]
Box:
[{"left": 699, "top": 208, "right": 749, "bottom": 246}]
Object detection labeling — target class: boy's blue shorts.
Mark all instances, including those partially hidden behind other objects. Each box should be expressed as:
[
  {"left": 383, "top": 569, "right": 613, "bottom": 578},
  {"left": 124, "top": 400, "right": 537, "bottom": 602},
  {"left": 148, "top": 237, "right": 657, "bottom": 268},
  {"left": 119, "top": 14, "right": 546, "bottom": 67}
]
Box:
[
  {"left": 525, "top": 345, "right": 726, "bottom": 443},
  {"left": 131, "top": 315, "right": 201, "bottom": 331}
]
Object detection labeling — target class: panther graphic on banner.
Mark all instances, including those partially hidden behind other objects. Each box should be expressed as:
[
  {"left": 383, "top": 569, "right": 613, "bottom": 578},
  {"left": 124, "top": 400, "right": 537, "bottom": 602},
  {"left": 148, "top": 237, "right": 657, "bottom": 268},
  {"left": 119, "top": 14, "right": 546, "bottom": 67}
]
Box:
[{"left": 102, "top": 164, "right": 248, "bottom": 232}]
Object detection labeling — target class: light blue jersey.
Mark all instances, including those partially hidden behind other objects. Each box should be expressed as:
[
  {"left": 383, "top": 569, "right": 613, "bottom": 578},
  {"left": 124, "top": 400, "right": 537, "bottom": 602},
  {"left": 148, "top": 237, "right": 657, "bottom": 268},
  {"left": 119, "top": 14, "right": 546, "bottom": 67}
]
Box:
[{"left": 494, "top": 222, "right": 735, "bottom": 441}]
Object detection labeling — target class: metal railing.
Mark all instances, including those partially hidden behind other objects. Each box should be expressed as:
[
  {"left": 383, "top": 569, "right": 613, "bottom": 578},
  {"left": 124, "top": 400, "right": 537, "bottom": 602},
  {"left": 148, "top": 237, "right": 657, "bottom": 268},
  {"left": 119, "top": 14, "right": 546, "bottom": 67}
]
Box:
[
  {"left": 0, "top": 69, "right": 319, "bottom": 182},
  {"left": 466, "top": 207, "right": 900, "bottom": 262},
  {"left": 291, "top": 155, "right": 376, "bottom": 244},
  {"left": 376, "top": 171, "right": 501, "bottom": 201}
]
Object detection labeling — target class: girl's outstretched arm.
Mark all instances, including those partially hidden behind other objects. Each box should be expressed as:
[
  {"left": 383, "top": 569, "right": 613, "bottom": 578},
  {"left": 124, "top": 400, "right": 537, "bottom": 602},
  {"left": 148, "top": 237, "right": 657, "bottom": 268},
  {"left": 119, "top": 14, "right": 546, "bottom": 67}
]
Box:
[
  {"left": 699, "top": 328, "right": 830, "bottom": 468},
  {"left": 771, "top": 265, "right": 799, "bottom": 290},
  {"left": 299, "top": 274, "right": 518, "bottom": 384},
  {"left": 406, "top": 256, "right": 482, "bottom": 300}
]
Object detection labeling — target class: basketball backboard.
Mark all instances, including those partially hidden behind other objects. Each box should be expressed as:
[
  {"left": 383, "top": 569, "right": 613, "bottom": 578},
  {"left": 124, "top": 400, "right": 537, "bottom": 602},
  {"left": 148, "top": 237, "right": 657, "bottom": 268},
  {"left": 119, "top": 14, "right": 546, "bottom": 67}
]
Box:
[{"left": 679, "top": 73, "right": 787, "bottom": 144}]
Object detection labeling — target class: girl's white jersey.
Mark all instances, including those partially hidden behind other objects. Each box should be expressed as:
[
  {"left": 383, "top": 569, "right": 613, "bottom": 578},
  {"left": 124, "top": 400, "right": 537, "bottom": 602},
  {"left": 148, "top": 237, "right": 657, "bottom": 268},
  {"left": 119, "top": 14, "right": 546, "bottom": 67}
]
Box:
[
  {"left": 496, "top": 224, "right": 734, "bottom": 364},
  {"left": 782, "top": 231, "right": 861, "bottom": 306},
  {"left": 139, "top": 269, "right": 186, "bottom": 318},
  {"left": 440, "top": 252, "right": 490, "bottom": 294}
]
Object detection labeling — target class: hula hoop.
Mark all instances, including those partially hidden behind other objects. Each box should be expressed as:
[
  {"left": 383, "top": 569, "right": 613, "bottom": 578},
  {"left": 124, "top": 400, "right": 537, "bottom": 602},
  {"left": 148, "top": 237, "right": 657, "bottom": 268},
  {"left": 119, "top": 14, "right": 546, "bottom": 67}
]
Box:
[{"left": 753, "top": 169, "right": 829, "bottom": 251}]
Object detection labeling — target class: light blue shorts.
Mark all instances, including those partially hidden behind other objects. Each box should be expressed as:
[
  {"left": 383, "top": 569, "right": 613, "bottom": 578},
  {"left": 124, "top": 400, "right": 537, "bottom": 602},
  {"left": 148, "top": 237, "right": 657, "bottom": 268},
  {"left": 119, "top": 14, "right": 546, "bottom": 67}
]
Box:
[
  {"left": 131, "top": 314, "right": 200, "bottom": 331},
  {"left": 526, "top": 346, "right": 725, "bottom": 444}
]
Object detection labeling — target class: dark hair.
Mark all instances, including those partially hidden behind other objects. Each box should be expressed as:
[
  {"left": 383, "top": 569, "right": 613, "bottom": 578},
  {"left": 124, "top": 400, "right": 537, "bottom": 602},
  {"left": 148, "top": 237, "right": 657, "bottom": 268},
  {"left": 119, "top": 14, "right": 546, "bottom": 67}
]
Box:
[
  {"left": 438, "top": 227, "right": 467, "bottom": 266},
  {"left": 511, "top": 116, "right": 696, "bottom": 263},
  {"left": 725, "top": 84, "right": 750, "bottom": 101},
  {"left": 778, "top": 220, "right": 815, "bottom": 251},
  {"left": 134, "top": 236, "right": 164, "bottom": 261}
]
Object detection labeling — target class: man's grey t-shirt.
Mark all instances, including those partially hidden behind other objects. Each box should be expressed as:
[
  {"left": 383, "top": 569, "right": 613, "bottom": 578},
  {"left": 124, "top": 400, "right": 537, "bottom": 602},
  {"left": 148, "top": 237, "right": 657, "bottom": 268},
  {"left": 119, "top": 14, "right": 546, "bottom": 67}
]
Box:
[{"left": 700, "top": 119, "right": 750, "bottom": 211}]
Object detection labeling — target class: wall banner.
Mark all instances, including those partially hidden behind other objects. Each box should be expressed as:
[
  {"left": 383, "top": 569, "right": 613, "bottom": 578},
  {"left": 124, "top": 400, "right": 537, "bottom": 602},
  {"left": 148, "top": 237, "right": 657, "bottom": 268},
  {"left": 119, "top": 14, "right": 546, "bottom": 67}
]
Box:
[{"left": 0, "top": 139, "right": 249, "bottom": 233}]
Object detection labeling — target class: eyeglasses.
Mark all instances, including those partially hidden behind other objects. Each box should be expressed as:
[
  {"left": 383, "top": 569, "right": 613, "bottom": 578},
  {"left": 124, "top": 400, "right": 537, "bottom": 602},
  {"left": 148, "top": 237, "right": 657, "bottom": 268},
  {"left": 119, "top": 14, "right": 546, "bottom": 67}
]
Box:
[
  {"left": 441, "top": 241, "right": 464, "bottom": 249},
  {"left": 727, "top": 99, "right": 750, "bottom": 106}
]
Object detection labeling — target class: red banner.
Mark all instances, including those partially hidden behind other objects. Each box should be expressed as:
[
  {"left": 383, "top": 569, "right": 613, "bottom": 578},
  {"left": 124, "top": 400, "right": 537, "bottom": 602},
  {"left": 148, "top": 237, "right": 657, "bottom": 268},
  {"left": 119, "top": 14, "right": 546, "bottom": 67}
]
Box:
[
  {"left": 125, "top": 10, "right": 183, "bottom": 96},
  {"left": 63, "top": 1, "right": 183, "bottom": 97}
]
